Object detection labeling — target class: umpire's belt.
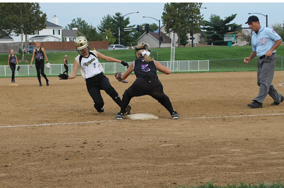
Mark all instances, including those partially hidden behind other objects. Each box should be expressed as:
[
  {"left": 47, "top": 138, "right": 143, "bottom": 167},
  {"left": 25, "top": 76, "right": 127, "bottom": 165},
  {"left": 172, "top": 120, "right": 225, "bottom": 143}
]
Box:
[{"left": 259, "top": 53, "right": 275, "bottom": 59}]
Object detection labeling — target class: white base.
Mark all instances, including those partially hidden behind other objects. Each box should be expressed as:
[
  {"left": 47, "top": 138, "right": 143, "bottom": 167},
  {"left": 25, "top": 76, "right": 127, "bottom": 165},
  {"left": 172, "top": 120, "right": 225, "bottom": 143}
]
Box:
[
  {"left": 127, "top": 113, "right": 158, "bottom": 120},
  {"left": 9, "top": 83, "right": 19, "bottom": 86}
]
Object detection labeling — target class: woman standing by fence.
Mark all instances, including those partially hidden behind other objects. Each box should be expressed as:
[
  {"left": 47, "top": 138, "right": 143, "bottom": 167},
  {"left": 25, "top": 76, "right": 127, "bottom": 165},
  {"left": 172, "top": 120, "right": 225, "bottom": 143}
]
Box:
[{"left": 7, "top": 49, "right": 19, "bottom": 83}]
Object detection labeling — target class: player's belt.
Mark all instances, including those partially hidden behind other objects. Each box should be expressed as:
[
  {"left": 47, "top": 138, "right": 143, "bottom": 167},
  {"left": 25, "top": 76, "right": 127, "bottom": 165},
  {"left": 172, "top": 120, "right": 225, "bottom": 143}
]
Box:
[{"left": 259, "top": 53, "right": 275, "bottom": 59}]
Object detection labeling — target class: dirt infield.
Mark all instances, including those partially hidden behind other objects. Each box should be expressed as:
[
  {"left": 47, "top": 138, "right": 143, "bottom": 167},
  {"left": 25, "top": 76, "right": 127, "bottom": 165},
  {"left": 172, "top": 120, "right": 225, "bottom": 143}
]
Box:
[{"left": 1, "top": 72, "right": 284, "bottom": 187}]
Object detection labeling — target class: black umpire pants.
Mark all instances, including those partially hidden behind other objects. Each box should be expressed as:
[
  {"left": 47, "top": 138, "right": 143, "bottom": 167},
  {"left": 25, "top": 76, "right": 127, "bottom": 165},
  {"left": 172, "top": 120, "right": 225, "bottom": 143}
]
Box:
[
  {"left": 120, "top": 78, "right": 174, "bottom": 115},
  {"left": 35, "top": 61, "right": 48, "bottom": 84},
  {"left": 9, "top": 63, "right": 16, "bottom": 81},
  {"left": 86, "top": 73, "right": 122, "bottom": 112}
]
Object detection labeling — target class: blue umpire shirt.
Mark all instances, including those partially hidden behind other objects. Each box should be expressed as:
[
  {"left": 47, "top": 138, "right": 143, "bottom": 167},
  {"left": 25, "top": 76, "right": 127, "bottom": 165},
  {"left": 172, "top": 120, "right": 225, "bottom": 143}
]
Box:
[{"left": 251, "top": 26, "right": 282, "bottom": 57}]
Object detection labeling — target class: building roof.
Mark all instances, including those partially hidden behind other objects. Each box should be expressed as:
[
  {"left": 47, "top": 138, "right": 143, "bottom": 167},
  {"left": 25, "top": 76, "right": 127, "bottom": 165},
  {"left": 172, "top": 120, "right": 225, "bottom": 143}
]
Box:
[
  {"left": 46, "top": 20, "right": 62, "bottom": 28},
  {"left": 0, "top": 36, "right": 13, "bottom": 40},
  {"left": 29, "top": 35, "right": 61, "bottom": 40},
  {"left": 62, "top": 29, "right": 78, "bottom": 37},
  {"left": 138, "top": 31, "right": 171, "bottom": 43}
]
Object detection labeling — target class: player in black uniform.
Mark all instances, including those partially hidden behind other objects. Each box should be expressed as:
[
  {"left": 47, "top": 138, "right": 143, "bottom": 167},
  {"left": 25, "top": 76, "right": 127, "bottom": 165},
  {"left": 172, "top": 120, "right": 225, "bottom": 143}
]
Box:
[
  {"left": 7, "top": 49, "right": 19, "bottom": 83},
  {"left": 64, "top": 36, "right": 131, "bottom": 114},
  {"left": 114, "top": 43, "right": 179, "bottom": 120},
  {"left": 63, "top": 55, "right": 68, "bottom": 75},
  {"left": 30, "top": 41, "right": 49, "bottom": 86}
]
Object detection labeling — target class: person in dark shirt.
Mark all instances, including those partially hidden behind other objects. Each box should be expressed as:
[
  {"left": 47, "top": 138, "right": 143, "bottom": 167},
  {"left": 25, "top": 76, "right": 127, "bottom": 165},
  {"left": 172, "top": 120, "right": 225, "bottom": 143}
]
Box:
[
  {"left": 114, "top": 43, "right": 179, "bottom": 120},
  {"left": 7, "top": 49, "right": 19, "bottom": 83},
  {"left": 63, "top": 55, "right": 68, "bottom": 75},
  {"left": 30, "top": 41, "right": 49, "bottom": 86}
]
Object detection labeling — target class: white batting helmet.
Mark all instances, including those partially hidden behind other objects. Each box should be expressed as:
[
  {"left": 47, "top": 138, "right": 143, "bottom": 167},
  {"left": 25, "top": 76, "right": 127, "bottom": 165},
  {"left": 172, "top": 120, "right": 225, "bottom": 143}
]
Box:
[{"left": 75, "top": 36, "right": 88, "bottom": 50}]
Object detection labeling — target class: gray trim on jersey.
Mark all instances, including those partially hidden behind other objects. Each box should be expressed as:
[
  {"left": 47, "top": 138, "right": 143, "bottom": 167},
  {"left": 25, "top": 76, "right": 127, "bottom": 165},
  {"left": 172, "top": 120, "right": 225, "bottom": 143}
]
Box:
[{"left": 253, "top": 53, "right": 283, "bottom": 103}]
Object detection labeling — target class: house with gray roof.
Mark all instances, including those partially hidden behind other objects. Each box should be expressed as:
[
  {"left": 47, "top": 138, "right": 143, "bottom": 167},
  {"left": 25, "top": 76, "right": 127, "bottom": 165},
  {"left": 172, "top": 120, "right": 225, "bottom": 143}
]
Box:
[
  {"left": 62, "top": 29, "right": 78, "bottom": 42},
  {"left": 137, "top": 31, "right": 172, "bottom": 48},
  {"left": 0, "top": 15, "right": 63, "bottom": 43}
]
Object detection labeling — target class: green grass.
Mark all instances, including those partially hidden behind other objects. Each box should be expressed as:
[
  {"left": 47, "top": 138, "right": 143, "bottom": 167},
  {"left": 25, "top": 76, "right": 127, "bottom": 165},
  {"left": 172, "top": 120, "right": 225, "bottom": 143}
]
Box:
[
  {"left": 1, "top": 45, "right": 284, "bottom": 72},
  {"left": 172, "top": 182, "right": 284, "bottom": 188}
]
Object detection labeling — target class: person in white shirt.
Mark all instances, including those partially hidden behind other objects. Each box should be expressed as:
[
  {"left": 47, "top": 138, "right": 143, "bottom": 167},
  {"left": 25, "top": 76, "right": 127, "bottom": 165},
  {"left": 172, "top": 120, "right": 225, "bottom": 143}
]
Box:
[{"left": 66, "top": 36, "right": 131, "bottom": 114}]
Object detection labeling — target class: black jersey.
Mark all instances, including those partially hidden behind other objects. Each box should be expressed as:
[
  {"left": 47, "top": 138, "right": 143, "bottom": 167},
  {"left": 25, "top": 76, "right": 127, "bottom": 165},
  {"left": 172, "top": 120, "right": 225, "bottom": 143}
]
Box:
[
  {"left": 133, "top": 58, "right": 158, "bottom": 79},
  {"left": 35, "top": 47, "right": 44, "bottom": 63},
  {"left": 9, "top": 54, "right": 16, "bottom": 64}
]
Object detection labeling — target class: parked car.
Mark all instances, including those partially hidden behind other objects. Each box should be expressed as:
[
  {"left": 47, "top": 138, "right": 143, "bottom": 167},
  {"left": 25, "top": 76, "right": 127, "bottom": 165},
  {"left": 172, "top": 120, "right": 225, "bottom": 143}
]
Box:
[
  {"left": 108, "top": 44, "right": 126, "bottom": 50},
  {"left": 18, "top": 45, "right": 36, "bottom": 54}
]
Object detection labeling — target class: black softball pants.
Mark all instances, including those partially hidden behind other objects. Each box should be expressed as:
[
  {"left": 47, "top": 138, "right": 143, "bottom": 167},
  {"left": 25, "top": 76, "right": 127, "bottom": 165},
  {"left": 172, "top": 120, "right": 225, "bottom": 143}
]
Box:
[
  {"left": 35, "top": 61, "right": 48, "bottom": 84},
  {"left": 63, "top": 65, "right": 68, "bottom": 75},
  {"left": 86, "top": 73, "right": 122, "bottom": 112},
  {"left": 10, "top": 63, "right": 16, "bottom": 81},
  {"left": 120, "top": 78, "right": 174, "bottom": 115}
]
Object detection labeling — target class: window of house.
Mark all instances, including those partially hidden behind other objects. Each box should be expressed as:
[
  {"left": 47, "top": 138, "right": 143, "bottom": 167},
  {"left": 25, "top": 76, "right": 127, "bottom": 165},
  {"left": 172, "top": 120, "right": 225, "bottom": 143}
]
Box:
[
  {"left": 53, "top": 29, "right": 60, "bottom": 35},
  {"left": 69, "top": 38, "right": 74, "bottom": 41}
]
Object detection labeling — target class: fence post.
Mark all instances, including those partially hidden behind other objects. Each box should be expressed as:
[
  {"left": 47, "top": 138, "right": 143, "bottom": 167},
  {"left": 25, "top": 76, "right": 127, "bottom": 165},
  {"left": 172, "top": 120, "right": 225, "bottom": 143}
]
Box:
[
  {"left": 198, "top": 60, "right": 200, "bottom": 71},
  {"left": 227, "top": 59, "right": 229, "bottom": 68},
  {"left": 238, "top": 58, "right": 239, "bottom": 69}
]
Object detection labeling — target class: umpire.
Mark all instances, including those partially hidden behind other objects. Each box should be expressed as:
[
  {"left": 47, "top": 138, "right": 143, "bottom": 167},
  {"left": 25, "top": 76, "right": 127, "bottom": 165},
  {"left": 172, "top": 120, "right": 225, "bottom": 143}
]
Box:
[{"left": 244, "top": 15, "right": 283, "bottom": 108}]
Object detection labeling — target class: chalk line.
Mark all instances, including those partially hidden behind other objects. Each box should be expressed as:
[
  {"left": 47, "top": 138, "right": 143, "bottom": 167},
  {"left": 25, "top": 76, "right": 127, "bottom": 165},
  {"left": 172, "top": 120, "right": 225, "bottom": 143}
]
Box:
[{"left": 1, "top": 113, "right": 284, "bottom": 128}]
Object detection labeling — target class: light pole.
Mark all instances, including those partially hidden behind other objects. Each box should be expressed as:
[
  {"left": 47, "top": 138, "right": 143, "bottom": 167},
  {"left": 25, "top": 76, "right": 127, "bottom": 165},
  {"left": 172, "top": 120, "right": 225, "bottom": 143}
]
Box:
[
  {"left": 143, "top": 16, "right": 161, "bottom": 48},
  {"left": 248, "top": 12, "right": 268, "bottom": 27},
  {"left": 119, "top": 11, "right": 139, "bottom": 45}
]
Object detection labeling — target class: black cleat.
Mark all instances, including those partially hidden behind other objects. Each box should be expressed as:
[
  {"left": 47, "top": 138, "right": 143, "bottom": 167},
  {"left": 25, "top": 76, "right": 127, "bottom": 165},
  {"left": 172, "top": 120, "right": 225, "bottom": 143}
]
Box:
[
  {"left": 271, "top": 96, "right": 284, "bottom": 106},
  {"left": 97, "top": 107, "right": 104, "bottom": 113},
  {"left": 247, "top": 101, "right": 262, "bottom": 108},
  {"left": 39, "top": 83, "right": 42, "bottom": 86},
  {"left": 172, "top": 111, "right": 180, "bottom": 119},
  {"left": 115, "top": 112, "right": 124, "bottom": 120},
  {"left": 125, "top": 105, "right": 131, "bottom": 115},
  {"left": 46, "top": 79, "right": 49, "bottom": 86}
]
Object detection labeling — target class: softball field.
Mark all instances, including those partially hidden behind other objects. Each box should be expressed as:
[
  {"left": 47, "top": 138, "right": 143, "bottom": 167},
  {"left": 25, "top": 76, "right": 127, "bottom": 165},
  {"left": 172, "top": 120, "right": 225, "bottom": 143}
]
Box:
[{"left": 1, "top": 72, "right": 284, "bottom": 187}]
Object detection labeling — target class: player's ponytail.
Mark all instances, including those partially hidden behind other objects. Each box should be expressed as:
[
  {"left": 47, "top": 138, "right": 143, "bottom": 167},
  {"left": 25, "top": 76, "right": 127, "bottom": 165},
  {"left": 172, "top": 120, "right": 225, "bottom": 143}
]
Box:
[{"left": 136, "top": 43, "right": 153, "bottom": 62}]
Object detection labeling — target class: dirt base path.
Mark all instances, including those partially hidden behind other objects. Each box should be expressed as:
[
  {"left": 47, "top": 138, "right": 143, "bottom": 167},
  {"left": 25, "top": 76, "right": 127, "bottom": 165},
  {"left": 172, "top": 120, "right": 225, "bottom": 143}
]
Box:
[{"left": 1, "top": 72, "right": 284, "bottom": 187}]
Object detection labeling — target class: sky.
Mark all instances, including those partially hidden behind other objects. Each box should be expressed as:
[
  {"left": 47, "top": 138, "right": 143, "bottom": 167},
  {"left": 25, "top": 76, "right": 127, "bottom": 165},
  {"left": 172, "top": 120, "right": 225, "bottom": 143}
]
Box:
[{"left": 38, "top": 1, "right": 284, "bottom": 30}]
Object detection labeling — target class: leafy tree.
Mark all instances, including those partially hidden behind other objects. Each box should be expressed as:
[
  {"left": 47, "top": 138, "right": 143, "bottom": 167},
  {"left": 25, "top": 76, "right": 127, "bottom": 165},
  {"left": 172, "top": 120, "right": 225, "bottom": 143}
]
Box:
[
  {"left": 97, "top": 14, "right": 114, "bottom": 35},
  {"left": 66, "top": 18, "right": 100, "bottom": 42},
  {"left": 102, "top": 29, "right": 116, "bottom": 45},
  {"left": 112, "top": 12, "right": 132, "bottom": 46},
  {"left": 6, "top": 3, "right": 46, "bottom": 61},
  {"left": 180, "top": 31, "right": 189, "bottom": 46},
  {"left": 149, "top": 23, "right": 159, "bottom": 32},
  {"left": 203, "top": 14, "right": 241, "bottom": 45},
  {"left": 162, "top": 2, "right": 204, "bottom": 47},
  {"left": 66, "top": 18, "right": 90, "bottom": 36},
  {"left": 86, "top": 26, "right": 101, "bottom": 41},
  {"left": 272, "top": 23, "right": 284, "bottom": 41},
  {"left": 0, "top": 3, "right": 15, "bottom": 37}
]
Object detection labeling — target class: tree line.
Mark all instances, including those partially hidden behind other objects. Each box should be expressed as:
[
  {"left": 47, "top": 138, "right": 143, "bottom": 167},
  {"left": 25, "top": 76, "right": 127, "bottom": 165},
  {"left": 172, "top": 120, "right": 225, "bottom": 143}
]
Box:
[{"left": 1, "top": 2, "right": 283, "bottom": 51}]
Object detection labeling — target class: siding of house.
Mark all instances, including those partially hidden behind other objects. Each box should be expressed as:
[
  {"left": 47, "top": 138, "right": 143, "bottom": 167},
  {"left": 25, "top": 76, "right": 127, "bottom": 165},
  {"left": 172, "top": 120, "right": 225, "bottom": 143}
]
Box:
[
  {"left": 29, "top": 41, "right": 109, "bottom": 50},
  {"left": 138, "top": 34, "right": 159, "bottom": 48}
]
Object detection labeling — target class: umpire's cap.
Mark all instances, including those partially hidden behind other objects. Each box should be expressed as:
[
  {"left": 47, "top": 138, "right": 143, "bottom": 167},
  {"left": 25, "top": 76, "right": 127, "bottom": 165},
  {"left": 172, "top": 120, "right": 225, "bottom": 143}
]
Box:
[{"left": 245, "top": 16, "right": 259, "bottom": 24}]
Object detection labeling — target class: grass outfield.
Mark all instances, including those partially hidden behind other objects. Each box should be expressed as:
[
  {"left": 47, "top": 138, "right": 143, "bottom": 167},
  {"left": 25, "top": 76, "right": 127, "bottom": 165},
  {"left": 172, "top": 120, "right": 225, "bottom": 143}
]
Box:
[
  {"left": 1, "top": 45, "right": 284, "bottom": 72},
  {"left": 179, "top": 183, "right": 284, "bottom": 188},
  {"left": 175, "top": 183, "right": 284, "bottom": 188}
]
